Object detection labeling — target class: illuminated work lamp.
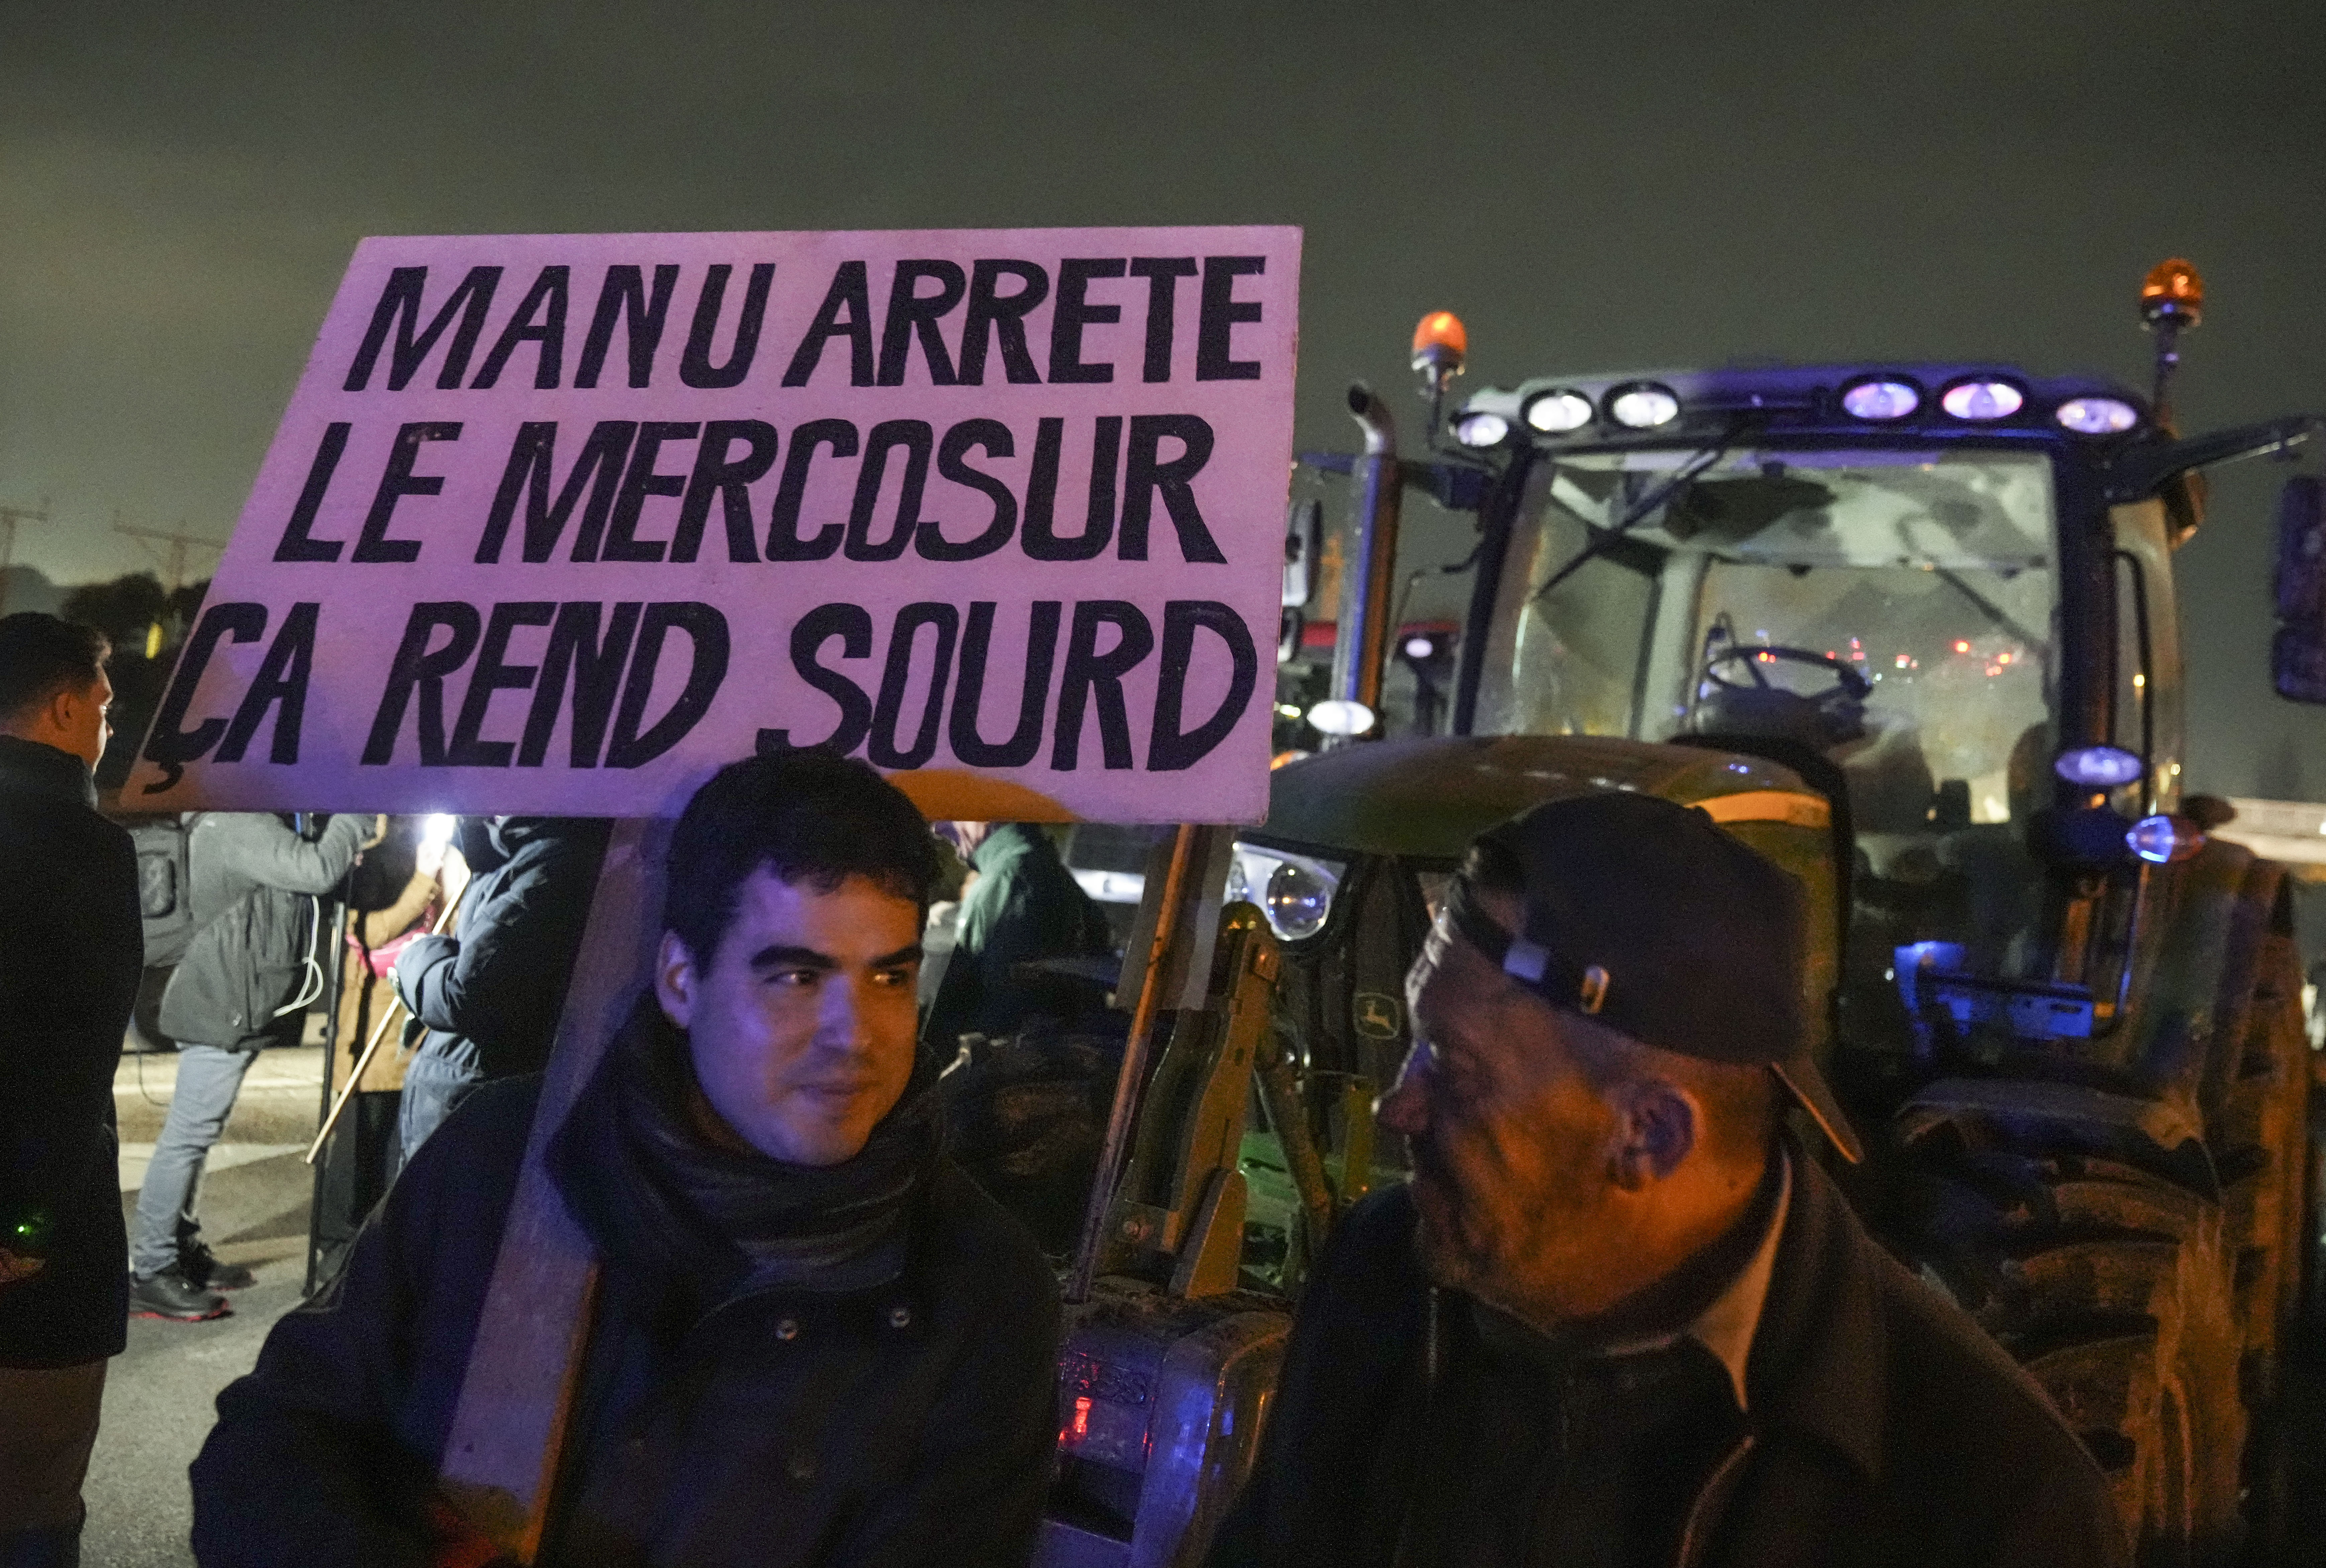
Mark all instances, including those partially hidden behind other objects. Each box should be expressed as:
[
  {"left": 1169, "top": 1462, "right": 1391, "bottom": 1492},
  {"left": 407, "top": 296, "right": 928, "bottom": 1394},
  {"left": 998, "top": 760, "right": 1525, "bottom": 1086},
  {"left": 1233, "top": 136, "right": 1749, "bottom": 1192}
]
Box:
[
  {"left": 2056, "top": 397, "right": 2141, "bottom": 436},
  {"left": 2053, "top": 744, "right": 2144, "bottom": 789},
  {"left": 1939, "top": 379, "right": 2025, "bottom": 421},
  {"left": 1453, "top": 411, "right": 1512, "bottom": 448},
  {"left": 1523, "top": 389, "right": 1596, "bottom": 434},
  {"left": 1305, "top": 698, "right": 1376, "bottom": 737},
  {"left": 1840, "top": 378, "right": 1921, "bottom": 421},
  {"left": 1607, "top": 382, "right": 1681, "bottom": 429}
]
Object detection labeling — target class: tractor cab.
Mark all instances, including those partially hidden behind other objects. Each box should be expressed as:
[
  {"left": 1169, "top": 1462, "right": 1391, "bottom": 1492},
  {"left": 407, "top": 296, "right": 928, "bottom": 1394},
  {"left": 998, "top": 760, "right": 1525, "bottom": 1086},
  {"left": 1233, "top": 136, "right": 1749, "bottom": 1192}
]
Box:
[{"left": 1448, "top": 361, "right": 2183, "bottom": 1071}]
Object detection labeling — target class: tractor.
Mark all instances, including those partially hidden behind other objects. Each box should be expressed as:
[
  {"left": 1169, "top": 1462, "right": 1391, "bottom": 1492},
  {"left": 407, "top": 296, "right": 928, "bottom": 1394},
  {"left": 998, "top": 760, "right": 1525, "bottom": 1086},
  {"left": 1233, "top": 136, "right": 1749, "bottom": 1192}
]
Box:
[
  {"left": 1224, "top": 261, "right": 2323, "bottom": 1562},
  {"left": 1017, "top": 262, "right": 2322, "bottom": 1566}
]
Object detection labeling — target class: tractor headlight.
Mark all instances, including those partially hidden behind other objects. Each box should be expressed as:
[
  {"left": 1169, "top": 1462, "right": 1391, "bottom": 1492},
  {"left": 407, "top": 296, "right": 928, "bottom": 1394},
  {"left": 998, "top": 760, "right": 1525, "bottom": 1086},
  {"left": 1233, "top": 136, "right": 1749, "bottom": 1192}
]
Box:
[
  {"left": 1228, "top": 844, "right": 1345, "bottom": 942},
  {"left": 1939, "top": 379, "right": 2026, "bottom": 421},
  {"left": 1607, "top": 383, "right": 1682, "bottom": 429},
  {"left": 2055, "top": 396, "right": 2140, "bottom": 435},
  {"left": 1453, "top": 411, "right": 1512, "bottom": 448},
  {"left": 1840, "top": 378, "right": 1922, "bottom": 421},
  {"left": 1522, "top": 388, "right": 1596, "bottom": 434}
]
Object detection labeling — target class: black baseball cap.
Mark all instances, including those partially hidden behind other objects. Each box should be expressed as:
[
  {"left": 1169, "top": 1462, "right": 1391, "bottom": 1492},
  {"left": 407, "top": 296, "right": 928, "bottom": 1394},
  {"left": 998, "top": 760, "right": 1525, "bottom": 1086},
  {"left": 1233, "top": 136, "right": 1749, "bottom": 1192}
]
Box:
[{"left": 1443, "top": 791, "right": 1864, "bottom": 1164}]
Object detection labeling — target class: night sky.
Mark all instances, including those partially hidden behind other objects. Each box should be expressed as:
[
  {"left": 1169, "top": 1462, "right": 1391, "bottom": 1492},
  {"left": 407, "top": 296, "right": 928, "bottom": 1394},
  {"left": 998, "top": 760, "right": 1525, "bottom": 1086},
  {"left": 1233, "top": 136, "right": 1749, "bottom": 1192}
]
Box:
[{"left": 3, "top": 2, "right": 2320, "bottom": 796}]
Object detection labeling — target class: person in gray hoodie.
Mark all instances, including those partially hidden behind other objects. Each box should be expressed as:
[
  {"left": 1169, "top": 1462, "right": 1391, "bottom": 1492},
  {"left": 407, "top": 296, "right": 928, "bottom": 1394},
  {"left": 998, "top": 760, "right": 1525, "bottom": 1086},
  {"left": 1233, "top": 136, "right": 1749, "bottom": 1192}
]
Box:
[{"left": 131, "top": 811, "right": 373, "bottom": 1321}]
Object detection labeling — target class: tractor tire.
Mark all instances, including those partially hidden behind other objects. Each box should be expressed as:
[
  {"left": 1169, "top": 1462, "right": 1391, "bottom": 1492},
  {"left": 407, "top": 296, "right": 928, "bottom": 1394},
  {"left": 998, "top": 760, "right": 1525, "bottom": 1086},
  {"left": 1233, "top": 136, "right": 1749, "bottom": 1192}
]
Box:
[
  {"left": 2201, "top": 865, "right": 2310, "bottom": 1559},
  {"left": 1896, "top": 1140, "right": 2245, "bottom": 1565}
]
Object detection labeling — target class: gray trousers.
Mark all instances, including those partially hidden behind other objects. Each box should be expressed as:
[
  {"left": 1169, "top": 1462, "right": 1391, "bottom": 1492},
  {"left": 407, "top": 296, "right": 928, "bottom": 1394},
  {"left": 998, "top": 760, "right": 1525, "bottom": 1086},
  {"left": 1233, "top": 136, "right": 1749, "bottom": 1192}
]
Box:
[{"left": 129, "top": 1043, "right": 256, "bottom": 1279}]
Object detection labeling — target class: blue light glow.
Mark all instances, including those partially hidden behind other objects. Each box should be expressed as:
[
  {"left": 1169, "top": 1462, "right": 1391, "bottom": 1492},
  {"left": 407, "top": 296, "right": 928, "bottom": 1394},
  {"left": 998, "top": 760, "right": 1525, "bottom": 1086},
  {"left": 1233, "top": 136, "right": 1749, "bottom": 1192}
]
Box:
[
  {"left": 2053, "top": 745, "right": 2144, "bottom": 788},
  {"left": 2126, "top": 815, "right": 2185, "bottom": 864}
]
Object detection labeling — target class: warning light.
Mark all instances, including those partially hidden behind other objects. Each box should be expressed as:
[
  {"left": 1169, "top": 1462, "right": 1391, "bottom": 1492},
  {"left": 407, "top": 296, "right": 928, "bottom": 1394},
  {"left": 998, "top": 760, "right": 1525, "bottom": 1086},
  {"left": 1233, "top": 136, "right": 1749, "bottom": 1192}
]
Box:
[
  {"left": 1412, "top": 311, "right": 1467, "bottom": 403},
  {"left": 2140, "top": 258, "right": 2204, "bottom": 330},
  {"left": 1072, "top": 1396, "right": 1092, "bottom": 1440},
  {"left": 1412, "top": 311, "right": 1468, "bottom": 364}
]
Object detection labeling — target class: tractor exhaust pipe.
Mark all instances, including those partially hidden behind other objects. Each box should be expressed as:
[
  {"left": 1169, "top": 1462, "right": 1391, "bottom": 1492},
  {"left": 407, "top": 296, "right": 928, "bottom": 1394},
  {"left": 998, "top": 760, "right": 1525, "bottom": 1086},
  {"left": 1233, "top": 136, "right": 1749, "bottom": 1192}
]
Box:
[{"left": 1327, "top": 382, "right": 1402, "bottom": 744}]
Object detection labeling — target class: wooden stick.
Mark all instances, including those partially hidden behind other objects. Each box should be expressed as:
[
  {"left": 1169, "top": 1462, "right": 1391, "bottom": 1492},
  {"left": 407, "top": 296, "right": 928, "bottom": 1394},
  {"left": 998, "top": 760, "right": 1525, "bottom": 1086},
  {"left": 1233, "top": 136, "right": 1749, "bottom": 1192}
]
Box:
[
  {"left": 304, "top": 876, "right": 469, "bottom": 1165},
  {"left": 435, "top": 818, "right": 665, "bottom": 1561}
]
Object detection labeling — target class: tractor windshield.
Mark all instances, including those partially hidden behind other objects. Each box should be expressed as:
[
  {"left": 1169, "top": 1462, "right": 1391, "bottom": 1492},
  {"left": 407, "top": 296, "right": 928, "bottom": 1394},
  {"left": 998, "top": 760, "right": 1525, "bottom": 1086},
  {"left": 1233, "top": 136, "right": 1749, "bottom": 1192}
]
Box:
[{"left": 1477, "top": 447, "right": 2059, "bottom": 863}]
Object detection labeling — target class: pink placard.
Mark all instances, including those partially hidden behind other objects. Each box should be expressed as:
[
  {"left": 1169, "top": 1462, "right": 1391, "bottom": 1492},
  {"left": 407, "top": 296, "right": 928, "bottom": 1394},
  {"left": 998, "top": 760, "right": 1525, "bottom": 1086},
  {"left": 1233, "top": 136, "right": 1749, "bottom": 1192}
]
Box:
[{"left": 126, "top": 227, "right": 1301, "bottom": 823}]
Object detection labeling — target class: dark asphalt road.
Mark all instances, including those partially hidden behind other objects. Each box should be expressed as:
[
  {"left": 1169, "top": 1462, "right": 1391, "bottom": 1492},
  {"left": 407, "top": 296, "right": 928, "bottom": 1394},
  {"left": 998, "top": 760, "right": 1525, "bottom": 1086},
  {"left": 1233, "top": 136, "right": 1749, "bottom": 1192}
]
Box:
[{"left": 87, "top": 1051, "right": 320, "bottom": 1568}]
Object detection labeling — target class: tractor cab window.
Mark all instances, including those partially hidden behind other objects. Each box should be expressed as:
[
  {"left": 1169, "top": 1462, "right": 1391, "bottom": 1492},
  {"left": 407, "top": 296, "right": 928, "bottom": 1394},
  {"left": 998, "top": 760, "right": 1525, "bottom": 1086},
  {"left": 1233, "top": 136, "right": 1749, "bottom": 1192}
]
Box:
[{"left": 1481, "top": 446, "right": 2061, "bottom": 971}]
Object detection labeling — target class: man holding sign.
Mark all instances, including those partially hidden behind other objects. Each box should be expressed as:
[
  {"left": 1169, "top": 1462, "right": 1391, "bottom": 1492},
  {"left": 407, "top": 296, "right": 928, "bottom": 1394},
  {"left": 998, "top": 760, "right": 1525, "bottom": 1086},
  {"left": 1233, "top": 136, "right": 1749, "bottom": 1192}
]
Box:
[
  {"left": 140, "top": 222, "right": 1297, "bottom": 1564},
  {"left": 192, "top": 749, "right": 1062, "bottom": 1566}
]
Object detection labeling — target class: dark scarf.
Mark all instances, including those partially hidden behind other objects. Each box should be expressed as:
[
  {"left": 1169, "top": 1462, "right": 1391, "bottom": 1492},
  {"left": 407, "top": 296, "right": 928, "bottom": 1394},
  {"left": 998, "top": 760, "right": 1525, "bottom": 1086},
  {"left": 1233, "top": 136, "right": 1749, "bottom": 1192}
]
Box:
[{"left": 550, "top": 995, "right": 942, "bottom": 1315}]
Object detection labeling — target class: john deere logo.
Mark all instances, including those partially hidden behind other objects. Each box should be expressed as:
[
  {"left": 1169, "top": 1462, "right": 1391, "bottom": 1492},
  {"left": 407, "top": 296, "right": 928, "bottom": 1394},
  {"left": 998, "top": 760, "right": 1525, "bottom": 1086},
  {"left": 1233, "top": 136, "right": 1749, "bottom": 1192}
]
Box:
[{"left": 1353, "top": 992, "right": 1403, "bottom": 1040}]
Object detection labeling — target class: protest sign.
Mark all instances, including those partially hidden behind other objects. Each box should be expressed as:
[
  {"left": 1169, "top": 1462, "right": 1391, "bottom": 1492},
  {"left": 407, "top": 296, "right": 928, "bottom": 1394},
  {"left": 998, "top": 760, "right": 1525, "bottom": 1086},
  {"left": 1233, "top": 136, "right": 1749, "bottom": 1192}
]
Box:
[{"left": 127, "top": 226, "right": 1300, "bottom": 822}]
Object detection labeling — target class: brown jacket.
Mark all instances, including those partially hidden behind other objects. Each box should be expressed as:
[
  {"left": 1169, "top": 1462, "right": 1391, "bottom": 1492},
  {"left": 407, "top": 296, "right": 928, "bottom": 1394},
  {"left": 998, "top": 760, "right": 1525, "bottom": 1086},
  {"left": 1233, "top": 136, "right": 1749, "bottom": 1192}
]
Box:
[{"left": 1210, "top": 1143, "right": 2128, "bottom": 1568}]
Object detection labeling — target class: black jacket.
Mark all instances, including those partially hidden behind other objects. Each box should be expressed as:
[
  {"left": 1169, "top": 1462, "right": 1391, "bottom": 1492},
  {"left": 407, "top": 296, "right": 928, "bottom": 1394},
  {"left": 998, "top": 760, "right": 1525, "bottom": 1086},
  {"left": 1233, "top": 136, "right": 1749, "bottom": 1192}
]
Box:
[
  {"left": 159, "top": 811, "right": 369, "bottom": 1051},
  {"left": 190, "top": 1070, "right": 1062, "bottom": 1567},
  {"left": 1211, "top": 1148, "right": 2128, "bottom": 1568},
  {"left": 0, "top": 736, "right": 142, "bottom": 1367},
  {"left": 393, "top": 816, "right": 610, "bottom": 1080}
]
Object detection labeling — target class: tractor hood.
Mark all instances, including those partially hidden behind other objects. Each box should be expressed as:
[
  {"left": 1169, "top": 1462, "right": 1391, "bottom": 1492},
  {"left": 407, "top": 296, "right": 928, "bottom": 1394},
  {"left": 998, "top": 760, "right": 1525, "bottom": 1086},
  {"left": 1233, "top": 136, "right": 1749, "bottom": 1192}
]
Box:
[{"left": 1253, "top": 734, "right": 1828, "bottom": 861}]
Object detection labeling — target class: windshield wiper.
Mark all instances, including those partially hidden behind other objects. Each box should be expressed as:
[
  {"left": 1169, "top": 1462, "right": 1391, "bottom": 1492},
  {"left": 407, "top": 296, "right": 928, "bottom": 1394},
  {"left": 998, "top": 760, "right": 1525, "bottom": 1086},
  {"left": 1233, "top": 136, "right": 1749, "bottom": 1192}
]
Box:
[{"left": 1531, "top": 418, "right": 1748, "bottom": 603}]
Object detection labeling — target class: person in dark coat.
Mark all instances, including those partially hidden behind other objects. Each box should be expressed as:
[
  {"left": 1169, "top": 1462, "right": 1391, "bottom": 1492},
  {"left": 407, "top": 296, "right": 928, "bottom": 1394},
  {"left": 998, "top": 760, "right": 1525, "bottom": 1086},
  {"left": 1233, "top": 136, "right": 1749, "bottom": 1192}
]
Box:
[
  {"left": 924, "top": 821, "right": 1113, "bottom": 1050},
  {"left": 0, "top": 613, "right": 140, "bottom": 1565},
  {"left": 190, "top": 750, "right": 1062, "bottom": 1568},
  {"left": 391, "top": 815, "right": 611, "bottom": 1163},
  {"left": 132, "top": 810, "right": 373, "bottom": 1320},
  {"left": 1211, "top": 794, "right": 2126, "bottom": 1568}
]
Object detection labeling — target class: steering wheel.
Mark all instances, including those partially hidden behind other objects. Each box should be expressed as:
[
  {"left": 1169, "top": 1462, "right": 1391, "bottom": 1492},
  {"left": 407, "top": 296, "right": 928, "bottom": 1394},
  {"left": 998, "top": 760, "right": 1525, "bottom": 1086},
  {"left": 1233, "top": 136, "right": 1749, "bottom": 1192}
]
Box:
[{"left": 1701, "top": 644, "right": 1873, "bottom": 701}]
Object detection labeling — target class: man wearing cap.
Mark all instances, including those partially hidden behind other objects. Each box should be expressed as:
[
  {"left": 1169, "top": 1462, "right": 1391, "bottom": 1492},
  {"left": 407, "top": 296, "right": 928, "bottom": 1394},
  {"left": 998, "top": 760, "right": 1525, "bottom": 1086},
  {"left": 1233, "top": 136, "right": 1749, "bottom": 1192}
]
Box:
[{"left": 1211, "top": 793, "right": 2125, "bottom": 1568}]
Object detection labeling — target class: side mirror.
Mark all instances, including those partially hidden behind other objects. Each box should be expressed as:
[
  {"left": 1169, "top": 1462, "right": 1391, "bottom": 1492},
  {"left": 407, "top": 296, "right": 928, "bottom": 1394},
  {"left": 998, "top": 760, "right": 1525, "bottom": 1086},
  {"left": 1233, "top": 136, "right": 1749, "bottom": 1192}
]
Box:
[{"left": 2272, "top": 474, "right": 2326, "bottom": 702}]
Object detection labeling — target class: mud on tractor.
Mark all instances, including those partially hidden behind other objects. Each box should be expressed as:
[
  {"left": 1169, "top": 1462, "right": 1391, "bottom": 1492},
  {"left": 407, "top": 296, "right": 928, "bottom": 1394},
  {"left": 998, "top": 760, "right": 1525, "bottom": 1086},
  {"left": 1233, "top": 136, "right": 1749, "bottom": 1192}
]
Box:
[{"left": 1011, "top": 263, "right": 2325, "bottom": 1567}]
